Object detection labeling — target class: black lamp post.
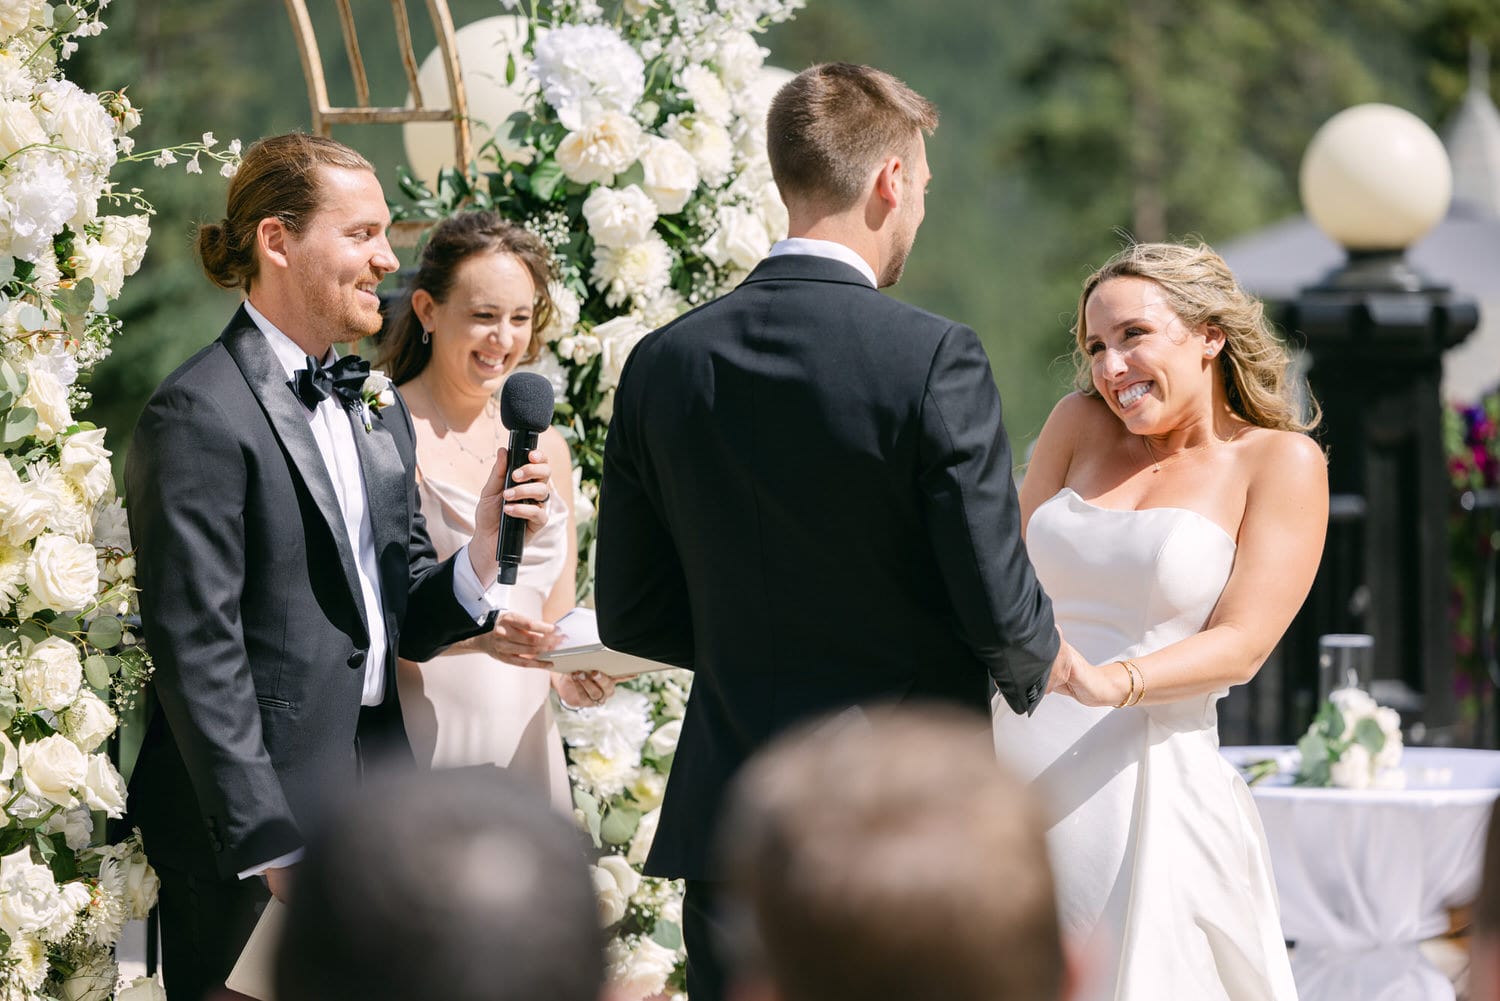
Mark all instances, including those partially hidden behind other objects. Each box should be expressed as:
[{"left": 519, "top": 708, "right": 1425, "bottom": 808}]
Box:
[{"left": 1281, "top": 105, "right": 1478, "bottom": 734}]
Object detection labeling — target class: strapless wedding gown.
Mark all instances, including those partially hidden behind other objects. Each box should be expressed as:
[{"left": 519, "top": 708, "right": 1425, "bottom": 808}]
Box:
[
  {"left": 993, "top": 487, "right": 1296, "bottom": 1001},
  {"left": 395, "top": 467, "right": 572, "bottom": 812}
]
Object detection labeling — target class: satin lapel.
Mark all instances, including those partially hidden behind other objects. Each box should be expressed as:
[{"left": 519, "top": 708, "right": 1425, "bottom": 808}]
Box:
[
  {"left": 346, "top": 403, "right": 409, "bottom": 608},
  {"left": 219, "top": 310, "right": 367, "bottom": 629}
]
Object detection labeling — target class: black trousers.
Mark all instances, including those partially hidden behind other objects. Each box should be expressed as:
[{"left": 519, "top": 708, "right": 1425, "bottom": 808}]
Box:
[
  {"left": 683, "top": 879, "right": 731, "bottom": 1001},
  {"left": 155, "top": 865, "right": 270, "bottom": 1001}
]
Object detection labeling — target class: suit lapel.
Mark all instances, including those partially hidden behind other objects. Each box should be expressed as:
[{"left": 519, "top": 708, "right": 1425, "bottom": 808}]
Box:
[{"left": 219, "top": 308, "right": 367, "bottom": 633}]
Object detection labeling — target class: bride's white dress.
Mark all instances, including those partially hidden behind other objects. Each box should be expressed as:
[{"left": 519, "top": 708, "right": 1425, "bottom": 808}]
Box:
[{"left": 993, "top": 487, "right": 1296, "bottom": 1001}]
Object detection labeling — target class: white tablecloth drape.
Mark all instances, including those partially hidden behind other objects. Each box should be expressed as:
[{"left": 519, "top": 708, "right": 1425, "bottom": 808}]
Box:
[{"left": 1223, "top": 746, "right": 1500, "bottom": 1001}]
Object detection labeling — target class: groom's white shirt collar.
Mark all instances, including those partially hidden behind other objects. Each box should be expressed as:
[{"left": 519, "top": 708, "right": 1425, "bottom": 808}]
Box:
[
  {"left": 768, "top": 238, "right": 877, "bottom": 288},
  {"left": 244, "top": 299, "right": 337, "bottom": 375}
]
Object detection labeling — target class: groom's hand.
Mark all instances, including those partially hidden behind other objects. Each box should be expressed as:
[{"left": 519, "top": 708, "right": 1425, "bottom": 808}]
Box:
[
  {"left": 1045, "top": 634, "right": 1081, "bottom": 695},
  {"left": 264, "top": 864, "right": 296, "bottom": 903},
  {"left": 469, "top": 445, "right": 553, "bottom": 586}
]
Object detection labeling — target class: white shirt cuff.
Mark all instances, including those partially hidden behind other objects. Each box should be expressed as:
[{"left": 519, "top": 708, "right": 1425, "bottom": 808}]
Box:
[
  {"left": 238, "top": 848, "right": 304, "bottom": 880},
  {"left": 452, "top": 543, "right": 507, "bottom": 622}
]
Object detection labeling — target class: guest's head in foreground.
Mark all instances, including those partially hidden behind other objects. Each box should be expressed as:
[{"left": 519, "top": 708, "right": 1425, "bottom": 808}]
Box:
[
  {"left": 1072, "top": 240, "right": 1319, "bottom": 436},
  {"left": 377, "top": 209, "right": 555, "bottom": 393},
  {"left": 275, "top": 767, "right": 605, "bottom": 1001},
  {"left": 717, "top": 705, "right": 1075, "bottom": 1001},
  {"left": 197, "top": 132, "right": 398, "bottom": 355},
  {"left": 767, "top": 62, "right": 938, "bottom": 287},
  {"left": 1472, "top": 799, "right": 1500, "bottom": 1000}
]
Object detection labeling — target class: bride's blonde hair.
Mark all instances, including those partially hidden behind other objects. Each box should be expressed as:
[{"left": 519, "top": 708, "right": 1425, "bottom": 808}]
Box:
[{"left": 1071, "top": 241, "right": 1320, "bottom": 433}]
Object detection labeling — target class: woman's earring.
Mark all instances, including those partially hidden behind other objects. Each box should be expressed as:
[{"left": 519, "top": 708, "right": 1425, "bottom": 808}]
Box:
[{"left": 422, "top": 329, "right": 431, "bottom": 345}]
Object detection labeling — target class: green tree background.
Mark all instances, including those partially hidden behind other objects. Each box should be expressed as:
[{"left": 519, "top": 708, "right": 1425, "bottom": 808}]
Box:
[{"left": 74, "top": 0, "right": 1500, "bottom": 476}]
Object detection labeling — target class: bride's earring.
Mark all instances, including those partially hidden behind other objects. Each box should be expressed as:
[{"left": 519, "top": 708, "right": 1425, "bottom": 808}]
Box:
[{"left": 422, "top": 329, "right": 431, "bottom": 345}]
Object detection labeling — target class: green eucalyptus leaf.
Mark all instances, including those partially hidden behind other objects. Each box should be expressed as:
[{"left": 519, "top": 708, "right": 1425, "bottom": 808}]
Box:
[
  {"left": 0, "top": 358, "right": 23, "bottom": 397},
  {"left": 615, "top": 161, "right": 645, "bottom": 189},
  {"left": 86, "top": 616, "right": 124, "bottom": 650},
  {"left": 83, "top": 654, "right": 111, "bottom": 691},
  {"left": 0, "top": 685, "right": 16, "bottom": 728},
  {"left": 17, "top": 620, "right": 47, "bottom": 645},
  {"left": 573, "top": 789, "right": 602, "bottom": 848},
  {"left": 529, "top": 159, "right": 567, "bottom": 202},
  {"left": 651, "top": 920, "right": 683, "bottom": 951},
  {"left": 1314, "top": 701, "right": 1344, "bottom": 742},
  {"left": 0, "top": 625, "right": 16, "bottom": 648},
  {"left": 600, "top": 805, "right": 641, "bottom": 846},
  {"left": 1, "top": 406, "right": 37, "bottom": 445},
  {"left": 48, "top": 615, "right": 80, "bottom": 636},
  {"left": 1353, "top": 716, "right": 1386, "bottom": 754}
]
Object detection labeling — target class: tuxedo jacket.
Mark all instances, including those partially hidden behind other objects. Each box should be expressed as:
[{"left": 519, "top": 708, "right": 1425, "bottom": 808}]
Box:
[
  {"left": 595, "top": 254, "right": 1060, "bottom": 881},
  {"left": 124, "top": 306, "right": 489, "bottom": 880}
]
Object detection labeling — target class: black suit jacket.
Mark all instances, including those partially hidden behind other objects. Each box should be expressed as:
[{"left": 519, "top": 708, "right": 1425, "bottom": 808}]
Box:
[
  {"left": 124, "top": 306, "right": 490, "bottom": 879},
  {"left": 595, "top": 254, "right": 1059, "bottom": 880}
]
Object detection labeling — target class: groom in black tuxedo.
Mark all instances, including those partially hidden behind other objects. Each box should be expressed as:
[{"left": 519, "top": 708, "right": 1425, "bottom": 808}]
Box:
[
  {"left": 595, "top": 63, "right": 1080, "bottom": 1001},
  {"left": 125, "top": 134, "right": 552, "bottom": 1001}
]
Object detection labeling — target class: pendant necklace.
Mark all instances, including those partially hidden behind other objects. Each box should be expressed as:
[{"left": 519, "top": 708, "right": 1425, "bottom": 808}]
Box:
[{"left": 420, "top": 379, "right": 501, "bottom": 464}]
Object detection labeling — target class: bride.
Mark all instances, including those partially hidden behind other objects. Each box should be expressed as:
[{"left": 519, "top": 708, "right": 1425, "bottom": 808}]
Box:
[{"left": 994, "top": 242, "right": 1326, "bottom": 1000}]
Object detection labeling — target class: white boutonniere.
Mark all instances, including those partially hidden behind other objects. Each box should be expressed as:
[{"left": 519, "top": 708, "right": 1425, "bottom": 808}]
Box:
[{"left": 358, "top": 370, "right": 395, "bottom": 432}]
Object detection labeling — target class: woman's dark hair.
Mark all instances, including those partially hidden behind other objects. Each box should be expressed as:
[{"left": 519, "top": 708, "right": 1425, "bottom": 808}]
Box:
[
  {"left": 378, "top": 212, "right": 555, "bottom": 385},
  {"left": 196, "top": 133, "right": 374, "bottom": 291}
]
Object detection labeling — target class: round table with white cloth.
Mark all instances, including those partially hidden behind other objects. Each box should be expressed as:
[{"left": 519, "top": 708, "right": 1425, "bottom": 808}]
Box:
[{"left": 1221, "top": 745, "right": 1500, "bottom": 1001}]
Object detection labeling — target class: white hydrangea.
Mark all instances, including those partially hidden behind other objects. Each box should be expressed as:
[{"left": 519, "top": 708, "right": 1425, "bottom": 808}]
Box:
[
  {"left": 677, "top": 65, "right": 732, "bottom": 125},
  {"left": 1, "top": 156, "right": 80, "bottom": 262},
  {"left": 557, "top": 687, "right": 655, "bottom": 761},
  {"left": 43, "top": 804, "right": 95, "bottom": 851},
  {"left": 583, "top": 184, "right": 659, "bottom": 250},
  {"left": 0, "top": 97, "right": 49, "bottom": 160},
  {"left": 714, "top": 32, "right": 768, "bottom": 90},
  {"left": 591, "top": 234, "right": 673, "bottom": 309},
  {"left": 532, "top": 25, "right": 646, "bottom": 132},
  {"left": 92, "top": 498, "right": 132, "bottom": 552}
]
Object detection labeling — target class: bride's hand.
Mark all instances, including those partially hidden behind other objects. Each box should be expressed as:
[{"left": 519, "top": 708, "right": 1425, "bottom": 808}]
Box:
[{"left": 1060, "top": 660, "right": 1133, "bottom": 708}]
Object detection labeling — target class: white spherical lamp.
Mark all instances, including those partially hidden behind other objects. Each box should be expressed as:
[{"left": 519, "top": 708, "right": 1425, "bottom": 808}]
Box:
[
  {"left": 1299, "top": 103, "right": 1452, "bottom": 252},
  {"left": 403, "top": 15, "right": 532, "bottom": 190}
]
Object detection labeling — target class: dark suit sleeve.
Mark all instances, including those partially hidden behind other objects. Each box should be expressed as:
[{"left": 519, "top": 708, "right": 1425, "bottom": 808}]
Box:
[
  {"left": 125, "top": 386, "right": 299, "bottom": 875},
  {"left": 594, "top": 359, "right": 695, "bottom": 668},
  {"left": 916, "top": 324, "right": 1059, "bottom": 714}
]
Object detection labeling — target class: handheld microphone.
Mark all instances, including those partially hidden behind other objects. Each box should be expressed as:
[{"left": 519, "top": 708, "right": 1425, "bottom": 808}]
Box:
[{"left": 496, "top": 372, "right": 556, "bottom": 586}]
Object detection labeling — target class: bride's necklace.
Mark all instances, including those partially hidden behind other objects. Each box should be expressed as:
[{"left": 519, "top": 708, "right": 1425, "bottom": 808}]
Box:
[
  {"left": 419, "top": 379, "right": 500, "bottom": 464},
  {"left": 1140, "top": 425, "right": 1246, "bottom": 473}
]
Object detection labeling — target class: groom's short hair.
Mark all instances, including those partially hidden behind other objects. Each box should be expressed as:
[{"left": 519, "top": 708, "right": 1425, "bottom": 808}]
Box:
[
  {"left": 767, "top": 62, "right": 938, "bottom": 212},
  {"left": 718, "top": 705, "right": 1064, "bottom": 1001},
  {"left": 274, "top": 767, "right": 604, "bottom": 1001}
]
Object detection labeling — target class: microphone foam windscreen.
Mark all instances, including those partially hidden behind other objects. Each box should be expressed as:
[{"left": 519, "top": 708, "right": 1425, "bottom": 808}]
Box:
[{"left": 500, "top": 371, "right": 556, "bottom": 432}]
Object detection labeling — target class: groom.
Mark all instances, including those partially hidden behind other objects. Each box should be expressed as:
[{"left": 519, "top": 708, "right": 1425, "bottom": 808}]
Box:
[
  {"left": 595, "top": 63, "right": 1079, "bottom": 1001},
  {"left": 125, "top": 133, "right": 550, "bottom": 1001}
]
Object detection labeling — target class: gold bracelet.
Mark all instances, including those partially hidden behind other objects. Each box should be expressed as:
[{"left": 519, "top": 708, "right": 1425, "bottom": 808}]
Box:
[
  {"left": 1112, "top": 661, "right": 1135, "bottom": 709},
  {"left": 1123, "top": 660, "right": 1146, "bottom": 707}
]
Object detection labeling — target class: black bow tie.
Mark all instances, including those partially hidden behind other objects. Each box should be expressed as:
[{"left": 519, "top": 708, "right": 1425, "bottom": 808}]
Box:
[{"left": 291, "top": 354, "right": 370, "bottom": 413}]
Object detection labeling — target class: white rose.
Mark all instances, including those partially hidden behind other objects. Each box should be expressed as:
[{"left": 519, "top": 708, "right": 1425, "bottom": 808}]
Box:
[
  {"left": 663, "top": 114, "right": 733, "bottom": 186},
  {"left": 594, "top": 315, "right": 651, "bottom": 391},
  {"left": 60, "top": 954, "right": 117, "bottom": 1001},
  {"left": 704, "top": 204, "right": 771, "bottom": 271},
  {"left": 591, "top": 235, "right": 673, "bottom": 309},
  {"left": 541, "top": 282, "right": 581, "bottom": 343},
  {"left": 0, "top": 0, "right": 47, "bottom": 37},
  {"left": 582, "top": 185, "right": 658, "bottom": 250},
  {"left": 556, "top": 111, "right": 643, "bottom": 185},
  {"left": 19, "top": 734, "right": 88, "bottom": 807},
  {"left": 645, "top": 719, "right": 682, "bottom": 758},
  {"left": 626, "top": 807, "right": 660, "bottom": 866},
  {"left": 0, "top": 98, "right": 48, "bottom": 159},
  {"left": 63, "top": 689, "right": 117, "bottom": 752},
  {"left": 19, "top": 636, "right": 83, "bottom": 713},
  {"left": 592, "top": 854, "right": 640, "bottom": 926},
  {"left": 605, "top": 936, "right": 678, "bottom": 1000},
  {"left": 678, "top": 65, "right": 733, "bottom": 125},
  {"left": 0, "top": 846, "right": 69, "bottom": 939},
  {"left": 117, "top": 978, "right": 168, "bottom": 1001},
  {"left": 638, "top": 137, "right": 699, "bottom": 214},
  {"left": 98, "top": 214, "right": 150, "bottom": 276},
  {"left": 0, "top": 460, "right": 51, "bottom": 544},
  {"left": 60, "top": 428, "right": 114, "bottom": 506},
  {"left": 20, "top": 367, "right": 73, "bottom": 442},
  {"left": 121, "top": 853, "right": 159, "bottom": 919},
  {"left": 44, "top": 805, "right": 94, "bottom": 851},
  {"left": 71, "top": 235, "right": 126, "bottom": 299},
  {"left": 82, "top": 753, "right": 127, "bottom": 817},
  {"left": 629, "top": 769, "right": 666, "bottom": 812},
  {"left": 362, "top": 370, "right": 391, "bottom": 396},
  {"left": 25, "top": 533, "right": 100, "bottom": 611},
  {"left": 1328, "top": 741, "right": 1373, "bottom": 790},
  {"left": 1374, "top": 706, "right": 1404, "bottom": 770}
]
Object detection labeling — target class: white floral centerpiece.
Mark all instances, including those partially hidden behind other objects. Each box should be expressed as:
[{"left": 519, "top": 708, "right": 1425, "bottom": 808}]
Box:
[
  {"left": 395, "top": 1, "right": 802, "bottom": 995},
  {"left": 1243, "top": 687, "right": 1405, "bottom": 790},
  {"left": 0, "top": 2, "right": 235, "bottom": 997}
]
